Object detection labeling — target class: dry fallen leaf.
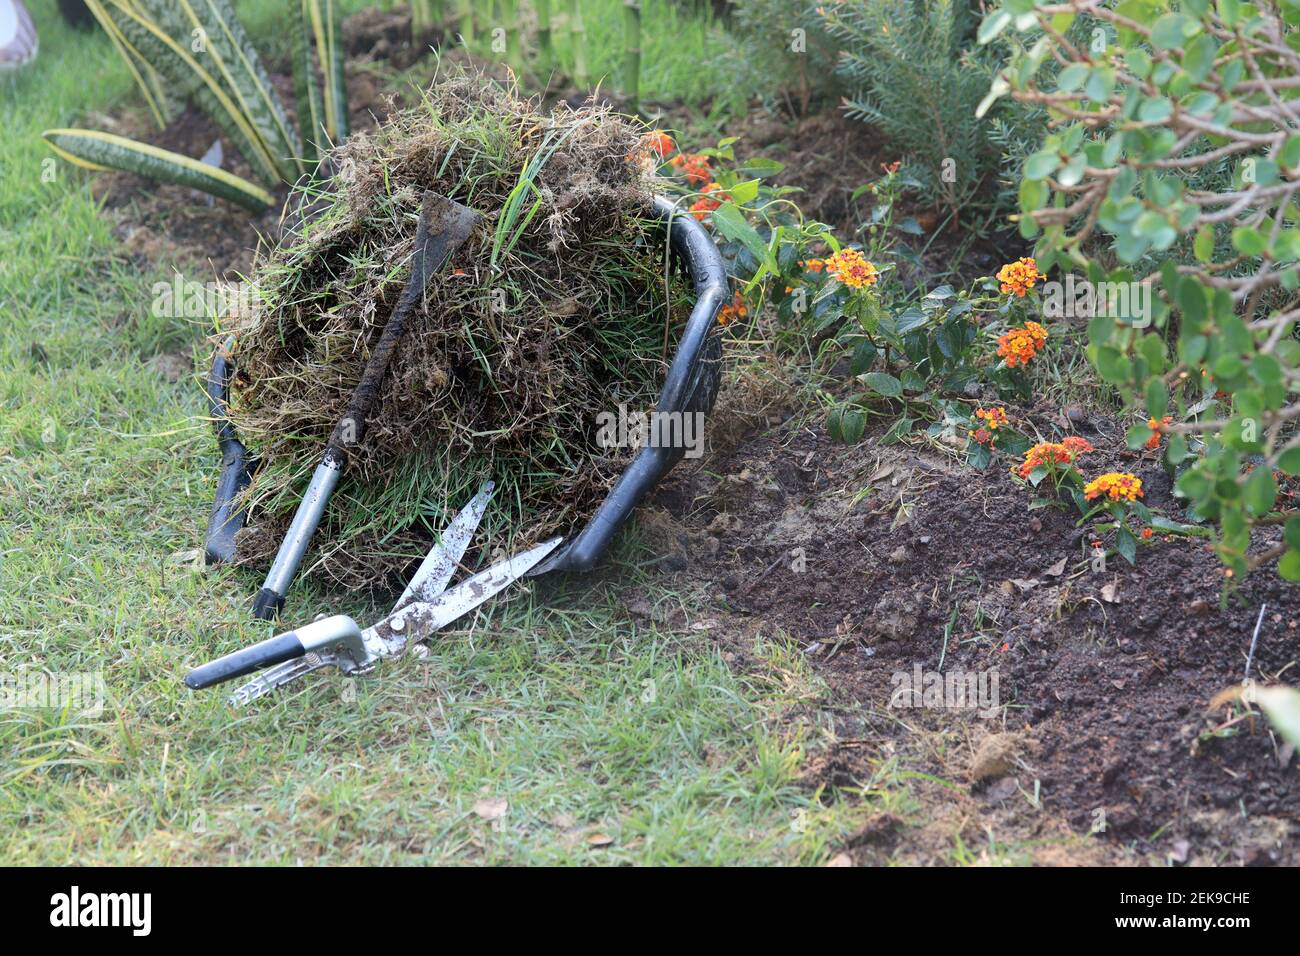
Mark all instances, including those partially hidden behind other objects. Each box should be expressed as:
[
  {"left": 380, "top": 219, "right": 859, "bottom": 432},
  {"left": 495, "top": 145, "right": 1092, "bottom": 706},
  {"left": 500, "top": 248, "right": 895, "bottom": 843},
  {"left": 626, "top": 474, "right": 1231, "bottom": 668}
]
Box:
[
  {"left": 1100, "top": 581, "right": 1121, "bottom": 603},
  {"left": 587, "top": 832, "right": 614, "bottom": 848},
  {"left": 1043, "top": 557, "right": 1068, "bottom": 577},
  {"left": 1279, "top": 742, "right": 1295, "bottom": 769},
  {"left": 1169, "top": 839, "right": 1192, "bottom": 864},
  {"left": 473, "top": 797, "right": 508, "bottom": 821},
  {"left": 1010, "top": 578, "right": 1040, "bottom": 591}
]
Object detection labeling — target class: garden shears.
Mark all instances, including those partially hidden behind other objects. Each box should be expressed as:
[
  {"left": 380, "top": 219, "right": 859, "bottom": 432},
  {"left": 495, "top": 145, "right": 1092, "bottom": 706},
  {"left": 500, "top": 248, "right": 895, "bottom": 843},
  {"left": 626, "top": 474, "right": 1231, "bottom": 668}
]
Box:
[{"left": 185, "top": 480, "right": 561, "bottom": 706}]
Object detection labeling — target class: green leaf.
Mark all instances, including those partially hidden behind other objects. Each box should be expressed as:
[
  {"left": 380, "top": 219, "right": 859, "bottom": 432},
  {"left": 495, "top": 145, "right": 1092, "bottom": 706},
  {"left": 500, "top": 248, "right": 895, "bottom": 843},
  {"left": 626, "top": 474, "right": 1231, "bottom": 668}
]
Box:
[
  {"left": 1279, "top": 549, "right": 1300, "bottom": 581},
  {"left": 736, "top": 157, "right": 784, "bottom": 178},
  {"left": 1278, "top": 446, "right": 1300, "bottom": 475},
  {"left": 1127, "top": 424, "right": 1154, "bottom": 449},
  {"left": 711, "top": 204, "right": 775, "bottom": 272},
  {"left": 100, "top": 0, "right": 285, "bottom": 184},
  {"left": 158, "top": 0, "right": 300, "bottom": 179},
  {"left": 1254, "top": 685, "right": 1300, "bottom": 748},
  {"left": 1138, "top": 97, "right": 1173, "bottom": 122},
  {"left": 850, "top": 338, "right": 878, "bottom": 376},
  {"left": 1024, "top": 150, "right": 1061, "bottom": 180},
  {"left": 1232, "top": 226, "right": 1268, "bottom": 256},
  {"left": 1281, "top": 135, "right": 1300, "bottom": 169},
  {"left": 1019, "top": 177, "right": 1047, "bottom": 212},
  {"left": 1057, "top": 63, "right": 1089, "bottom": 92},
  {"left": 1166, "top": 432, "right": 1188, "bottom": 465},
  {"left": 1145, "top": 379, "right": 1168, "bottom": 419},
  {"left": 1244, "top": 466, "right": 1277, "bottom": 517},
  {"left": 978, "top": 9, "right": 1014, "bottom": 44},
  {"left": 1182, "top": 33, "right": 1218, "bottom": 82},
  {"left": 43, "top": 128, "right": 274, "bottom": 211},
  {"left": 1284, "top": 515, "right": 1300, "bottom": 550},
  {"left": 1193, "top": 225, "right": 1215, "bottom": 262},
  {"left": 827, "top": 406, "right": 867, "bottom": 444},
  {"left": 1179, "top": 334, "right": 1208, "bottom": 364},
  {"left": 727, "top": 179, "right": 761, "bottom": 204},
  {"left": 292, "top": 0, "right": 325, "bottom": 162},
  {"left": 1116, "top": 527, "right": 1138, "bottom": 565},
  {"left": 1151, "top": 13, "right": 1193, "bottom": 49},
  {"left": 859, "top": 372, "right": 903, "bottom": 398},
  {"left": 84, "top": 0, "right": 171, "bottom": 129}
]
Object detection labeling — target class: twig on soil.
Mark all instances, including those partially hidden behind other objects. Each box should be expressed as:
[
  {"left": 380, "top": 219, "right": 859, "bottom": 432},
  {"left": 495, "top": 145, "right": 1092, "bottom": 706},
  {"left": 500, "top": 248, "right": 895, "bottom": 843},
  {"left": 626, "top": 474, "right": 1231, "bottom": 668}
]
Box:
[{"left": 1245, "top": 603, "right": 1267, "bottom": 681}]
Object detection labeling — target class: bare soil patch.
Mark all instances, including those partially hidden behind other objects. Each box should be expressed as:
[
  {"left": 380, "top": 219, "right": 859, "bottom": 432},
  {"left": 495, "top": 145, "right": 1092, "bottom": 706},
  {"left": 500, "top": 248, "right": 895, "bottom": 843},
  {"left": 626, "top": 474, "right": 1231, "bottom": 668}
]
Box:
[{"left": 647, "top": 408, "right": 1299, "bottom": 865}]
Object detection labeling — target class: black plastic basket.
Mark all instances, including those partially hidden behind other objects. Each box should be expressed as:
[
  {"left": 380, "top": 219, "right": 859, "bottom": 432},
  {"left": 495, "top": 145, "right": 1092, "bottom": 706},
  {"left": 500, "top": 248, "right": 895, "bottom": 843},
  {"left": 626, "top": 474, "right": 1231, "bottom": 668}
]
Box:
[{"left": 204, "top": 195, "right": 726, "bottom": 577}]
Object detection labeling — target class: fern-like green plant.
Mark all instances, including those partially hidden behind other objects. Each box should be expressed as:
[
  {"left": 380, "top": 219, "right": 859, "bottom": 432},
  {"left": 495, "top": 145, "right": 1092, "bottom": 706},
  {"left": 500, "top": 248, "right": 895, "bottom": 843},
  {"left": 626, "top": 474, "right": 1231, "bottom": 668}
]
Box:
[
  {"left": 821, "top": 0, "right": 994, "bottom": 218},
  {"left": 44, "top": 0, "right": 348, "bottom": 213}
]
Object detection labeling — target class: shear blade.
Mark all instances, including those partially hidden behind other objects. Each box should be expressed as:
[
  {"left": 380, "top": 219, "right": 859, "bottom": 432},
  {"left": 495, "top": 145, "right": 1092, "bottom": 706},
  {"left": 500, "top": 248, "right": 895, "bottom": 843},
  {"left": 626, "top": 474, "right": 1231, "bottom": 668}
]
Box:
[
  {"left": 380, "top": 536, "right": 564, "bottom": 642},
  {"left": 395, "top": 479, "right": 495, "bottom": 612}
]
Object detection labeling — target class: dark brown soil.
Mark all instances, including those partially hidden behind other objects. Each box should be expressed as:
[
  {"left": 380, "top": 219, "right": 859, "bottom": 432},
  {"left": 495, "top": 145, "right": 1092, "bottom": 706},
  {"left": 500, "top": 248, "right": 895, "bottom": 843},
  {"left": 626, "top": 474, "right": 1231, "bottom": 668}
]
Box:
[
  {"left": 95, "top": 8, "right": 433, "bottom": 278},
  {"left": 645, "top": 408, "right": 1299, "bottom": 865}
]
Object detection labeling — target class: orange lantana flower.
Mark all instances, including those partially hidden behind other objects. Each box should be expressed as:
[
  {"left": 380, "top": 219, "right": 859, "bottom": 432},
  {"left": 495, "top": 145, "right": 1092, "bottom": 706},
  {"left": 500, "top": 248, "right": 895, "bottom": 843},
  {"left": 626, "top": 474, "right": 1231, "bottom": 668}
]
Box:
[
  {"left": 1061, "top": 436, "right": 1095, "bottom": 458},
  {"left": 824, "top": 248, "right": 879, "bottom": 289},
  {"left": 671, "top": 152, "right": 712, "bottom": 186},
  {"left": 1015, "top": 438, "right": 1092, "bottom": 479},
  {"left": 1145, "top": 415, "right": 1173, "bottom": 449},
  {"left": 997, "top": 322, "right": 1048, "bottom": 367},
  {"left": 689, "top": 182, "right": 729, "bottom": 222},
  {"left": 718, "top": 291, "right": 749, "bottom": 326},
  {"left": 996, "top": 257, "right": 1045, "bottom": 297},
  {"left": 642, "top": 131, "right": 675, "bottom": 159},
  {"left": 1084, "top": 472, "right": 1144, "bottom": 502}
]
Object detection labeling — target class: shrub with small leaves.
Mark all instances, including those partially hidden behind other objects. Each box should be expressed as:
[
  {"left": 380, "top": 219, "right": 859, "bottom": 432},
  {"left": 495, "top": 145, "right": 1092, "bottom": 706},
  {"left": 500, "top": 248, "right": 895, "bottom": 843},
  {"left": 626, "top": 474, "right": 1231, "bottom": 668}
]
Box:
[{"left": 981, "top": 0, "right": 1300, "bottom": 582}]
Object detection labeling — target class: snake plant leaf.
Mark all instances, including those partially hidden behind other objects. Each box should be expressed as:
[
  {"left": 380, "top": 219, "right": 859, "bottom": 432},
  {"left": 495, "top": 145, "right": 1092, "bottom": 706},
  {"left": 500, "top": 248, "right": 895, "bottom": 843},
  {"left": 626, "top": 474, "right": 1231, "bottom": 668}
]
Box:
[
  {"left": 294, "top": 0, "right": 349, "bottom": 161},
  {"left": 305, "top": 0, "right": 348, "bottom": 143},
  {"left": 163, "top": 0, "right": 301, "bottom": 180},
  {"left": 292, "top": 0, "right": 325, "bottom": 163},
  {"left": 84, "top": 0, "right": 170, "bottom": 129},
  {"left": 325, "top": 0, "right": 348, "bottom": 142},
  {"left": 43, "top": 128, "right": 275, "bottom": 212},
  {"left": 97, "top": 0, "right": 283, "bottom": 185}
]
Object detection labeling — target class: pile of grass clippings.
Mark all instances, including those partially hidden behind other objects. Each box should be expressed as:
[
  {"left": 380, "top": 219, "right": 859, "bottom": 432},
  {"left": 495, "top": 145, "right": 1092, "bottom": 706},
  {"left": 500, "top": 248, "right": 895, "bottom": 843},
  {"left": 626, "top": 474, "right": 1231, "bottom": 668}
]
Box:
[{"left": 222, "top": 70, "right": 690, "bottom": 590}]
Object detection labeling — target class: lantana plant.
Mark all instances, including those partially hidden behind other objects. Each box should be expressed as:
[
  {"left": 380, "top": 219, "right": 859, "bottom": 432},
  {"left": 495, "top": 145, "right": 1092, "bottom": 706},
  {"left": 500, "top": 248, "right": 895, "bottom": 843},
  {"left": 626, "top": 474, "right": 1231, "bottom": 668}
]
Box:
[
  {"left": 980, "top": 0, "right": 1300, "bottom": 583},
  {"left": 823, "top": 252, "right": 1061, "bottom": 445}
]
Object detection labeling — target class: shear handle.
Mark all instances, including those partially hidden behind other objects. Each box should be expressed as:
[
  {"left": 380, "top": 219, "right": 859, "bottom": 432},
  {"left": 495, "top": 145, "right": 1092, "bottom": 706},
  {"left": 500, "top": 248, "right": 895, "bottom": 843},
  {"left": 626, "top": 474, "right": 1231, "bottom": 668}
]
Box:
[{"left": 185, "top": 615, "right": 364, "bottom": 690}]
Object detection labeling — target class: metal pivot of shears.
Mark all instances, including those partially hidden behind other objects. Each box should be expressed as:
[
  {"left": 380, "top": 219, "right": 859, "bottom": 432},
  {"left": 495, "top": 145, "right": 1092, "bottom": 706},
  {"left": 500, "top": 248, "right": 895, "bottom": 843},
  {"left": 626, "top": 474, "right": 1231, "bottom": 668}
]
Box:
[{"left": 185, "top": 480, "right": 562, "bottom": 705}]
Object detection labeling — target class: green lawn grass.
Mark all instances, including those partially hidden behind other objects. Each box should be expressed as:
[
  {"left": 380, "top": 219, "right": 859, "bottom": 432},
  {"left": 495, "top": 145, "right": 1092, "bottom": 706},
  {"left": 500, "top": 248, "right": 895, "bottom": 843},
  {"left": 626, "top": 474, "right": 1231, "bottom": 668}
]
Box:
[{"left": 0, "top": 0, "right": 857, "bottom": 865}]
